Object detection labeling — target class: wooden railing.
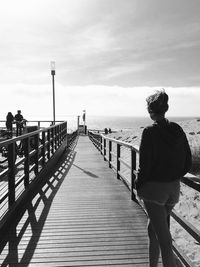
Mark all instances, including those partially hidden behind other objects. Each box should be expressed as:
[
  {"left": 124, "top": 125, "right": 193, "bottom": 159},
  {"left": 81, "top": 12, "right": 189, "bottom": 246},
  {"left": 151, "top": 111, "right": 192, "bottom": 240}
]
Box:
[
  {"left": 0, "top": 120, "right": 64, "bottom": 137},
  {"left": 88, "top": 131, "right": 200, "bottom": 267},
  {"left": 27, "top": 120, "right": 64, "bottom": 126},
  {"left": 0, "top": 122, "right": 78, "bottom": 237},
  {"left": 0, "top": 120, "right": 64, "bottom": 128},
  {"left": 67, "top": 130, "right": 79, "bottom": 149},
  {"left": 88, "top": 131, "right": 139, "bottom": 201}
]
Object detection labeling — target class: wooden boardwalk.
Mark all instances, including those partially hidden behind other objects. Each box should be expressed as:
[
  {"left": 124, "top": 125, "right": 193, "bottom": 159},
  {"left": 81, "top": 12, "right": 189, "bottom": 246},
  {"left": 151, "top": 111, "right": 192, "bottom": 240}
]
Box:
[{"left": 0, "top": 136, "right": 152, "bottom": 266}]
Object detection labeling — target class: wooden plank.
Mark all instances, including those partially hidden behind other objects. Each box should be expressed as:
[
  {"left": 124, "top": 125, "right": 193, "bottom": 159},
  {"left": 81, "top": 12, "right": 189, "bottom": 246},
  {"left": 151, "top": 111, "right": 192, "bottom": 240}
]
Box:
[{"left": 0, "top": 136, "right": 155, "bottom": 266}]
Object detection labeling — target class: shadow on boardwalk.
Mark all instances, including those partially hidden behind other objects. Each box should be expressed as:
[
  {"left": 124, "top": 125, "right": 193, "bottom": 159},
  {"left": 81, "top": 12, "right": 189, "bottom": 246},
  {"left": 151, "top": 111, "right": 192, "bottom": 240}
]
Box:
[
  {"left": 73, "top": 163, "right": 99, "bottom": 178},
  {"left": 0, "top": 136, "right": 152, "bottom": 266},
  {"left": 0, "top": 149, "right": 76, "bottom": 267}
]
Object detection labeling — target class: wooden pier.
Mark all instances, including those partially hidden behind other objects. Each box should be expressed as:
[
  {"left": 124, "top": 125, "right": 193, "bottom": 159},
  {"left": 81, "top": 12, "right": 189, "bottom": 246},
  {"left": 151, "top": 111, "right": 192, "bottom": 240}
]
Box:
[{"left": 0, "top": 135, "right": 153, "bottom": 266}]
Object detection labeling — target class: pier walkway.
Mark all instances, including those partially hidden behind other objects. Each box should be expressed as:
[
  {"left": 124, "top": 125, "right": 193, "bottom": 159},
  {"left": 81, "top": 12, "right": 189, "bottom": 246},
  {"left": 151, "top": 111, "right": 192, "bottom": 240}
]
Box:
[{"left": 0, "top": 136, "right": 152, "bottom": 266}]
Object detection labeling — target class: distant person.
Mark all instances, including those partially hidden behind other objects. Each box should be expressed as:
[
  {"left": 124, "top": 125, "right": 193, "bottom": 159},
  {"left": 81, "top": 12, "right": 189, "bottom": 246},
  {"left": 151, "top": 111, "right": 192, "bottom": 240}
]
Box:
[
  {"left": 6, "top": 112, "right": 14, "bottom": 137},
  {"left": 108, "top": 128, "right": 112, "bottom": 133},
  {"left": 136, "top": 90, "right": 192, "bottom": 267},
  {"left": 15, "top": 110, "right": 25, "bottom": 136},
  {"left": 104, "top": 128, "right": 108, "bottom": 134}
]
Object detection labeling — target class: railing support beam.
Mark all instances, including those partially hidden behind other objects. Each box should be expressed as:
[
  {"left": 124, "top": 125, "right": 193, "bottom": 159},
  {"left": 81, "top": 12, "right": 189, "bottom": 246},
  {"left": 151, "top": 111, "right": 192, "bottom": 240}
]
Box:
[
  {"left": 8, "top": 143, "right": 16, "bottom": 208},
  {"left": 109, "top": 141, "right": 112, "bottom": 168},
  {"left": 104, "top": 138, "right": 106, "bottom": 161},
  {"left": 117, "top": 144, "right": 121, "bottom": 179},
  {"left": 24, "top": 137, "right": 30, "bottom": 187},
  {"left": 131, "top": 149, "right": 136, "bottom": 201}
]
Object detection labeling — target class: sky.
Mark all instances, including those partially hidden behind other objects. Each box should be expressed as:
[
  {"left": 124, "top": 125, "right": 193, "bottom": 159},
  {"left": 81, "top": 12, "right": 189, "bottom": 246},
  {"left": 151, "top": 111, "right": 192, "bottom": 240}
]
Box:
[{"left": 0, "top": 0, "right": 200, "bottom": 121}]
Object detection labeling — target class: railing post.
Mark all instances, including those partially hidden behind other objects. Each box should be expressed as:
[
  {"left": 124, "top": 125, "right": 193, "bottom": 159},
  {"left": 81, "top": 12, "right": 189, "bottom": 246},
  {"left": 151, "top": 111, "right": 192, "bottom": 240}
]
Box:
[
  {"left": 24, "top": 137, "right": 30, "bottom": 187},
  {"left": 95, "top": 134, "right": 100, "bottom": 150},
  {"left": 66, "top": 133, "right": 69, "bottom": 148},
  {"left": 117, "top": 144, "right": 121, "bottom": 179},
  {"left": 95, "top": 135, "right": 97, "bottom": 150},
  {"left": 94, "top": 134, "right": 97, "bottom": 149},
  {"left": 42, "top": 131, "right": 46, "bottom": 166},
  {"left": 66, "top": 124, "right": 68, "bottom": 149},
  {"left": 109, "top": 140, "right": 112, "bottom": 168},
  {"left": 100, "top": 136, "right": 103, "bottom": 155},
  {"left": 47, "top": 129, "right": 51, "bottom": 159},
  {"left": 58, "top": 125, "right": 61, "bottom": 146},
  {"left": 131, "top": 148, "right": 137, "bottom": 200},
  {"left": 96, "top": 135, "right": 98, "bottom": 149},
  {"left": 64, "top": 122, "right": 67, "bottom": 142},
  {"left": 104, "top": 138, "right": 106, "bottom": 161},
  {"left": 56, "top": 126, "right": 59, "bottom": 148},
  {"left": 8, "top": 143, "right": 16, "bottom": 208},
  {"left": 54, "top": 126, "right": 57, "bottom": 150},
  {"left": 34, "top": 133, "right": 39, "bottom": 175},
  {"left": 60, "top": 124, "right": 63, "bottom": 143},
  {"left": 51, "top": 128, "right": 54, "bottom": 155}
]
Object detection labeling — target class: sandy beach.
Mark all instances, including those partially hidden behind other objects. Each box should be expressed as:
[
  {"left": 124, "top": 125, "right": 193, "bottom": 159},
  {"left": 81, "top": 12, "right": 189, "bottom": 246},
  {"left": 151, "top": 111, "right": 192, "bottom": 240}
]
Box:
[{"left": 107, "top": 118, "right": 200, "bottom": 266}]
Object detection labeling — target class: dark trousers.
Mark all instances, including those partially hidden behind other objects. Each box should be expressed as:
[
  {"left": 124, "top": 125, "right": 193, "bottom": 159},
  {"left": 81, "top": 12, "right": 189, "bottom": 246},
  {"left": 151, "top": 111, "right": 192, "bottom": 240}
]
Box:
[
  {"left": 6, "top": 122, "right": 13, "bottom": 137},
  {"left": 16, "top": 124, "right": 23, "bottom": 136}
]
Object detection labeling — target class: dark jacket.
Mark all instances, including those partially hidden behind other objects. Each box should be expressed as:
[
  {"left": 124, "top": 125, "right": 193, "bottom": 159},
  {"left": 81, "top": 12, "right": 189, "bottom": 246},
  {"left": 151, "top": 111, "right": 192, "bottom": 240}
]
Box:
[
  {"left": 15, "top": 113, "right": 23, "bottom": 122},
  {"left": 136, "top": 119, "right": 192, "bottom": 189},
  {"left": 6, "top": 113, "right": 14, "bottom": 129}
]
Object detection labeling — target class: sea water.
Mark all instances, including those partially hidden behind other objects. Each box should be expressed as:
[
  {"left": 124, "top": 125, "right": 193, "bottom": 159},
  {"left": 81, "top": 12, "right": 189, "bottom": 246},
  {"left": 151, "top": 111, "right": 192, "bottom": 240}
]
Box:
[
  {"left": 66, "top": 115, "right": 197, "bottom": 132},
  {"left": 5, "top": 115, "right": 196, "bottom": 133}
]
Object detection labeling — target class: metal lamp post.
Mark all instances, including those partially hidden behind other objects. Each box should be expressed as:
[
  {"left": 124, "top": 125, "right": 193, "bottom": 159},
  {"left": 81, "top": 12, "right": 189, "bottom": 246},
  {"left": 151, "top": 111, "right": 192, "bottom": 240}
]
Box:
[
  {"left": 51, "top": 61, "right": 56, "bottom": 125},
  {"left": 83, "top": 110, "right": 86, "bottom": 127},
  {"left": 77, "top": 115, "right": 80, "bottom": 130},
  {"left": 83, "top": 110, "right": 86, "bottom": 134}
]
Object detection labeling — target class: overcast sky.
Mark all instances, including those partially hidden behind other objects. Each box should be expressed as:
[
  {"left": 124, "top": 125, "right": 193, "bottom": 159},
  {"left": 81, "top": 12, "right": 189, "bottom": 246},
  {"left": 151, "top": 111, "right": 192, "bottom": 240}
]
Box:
[{"left": 0, "top": 0, "right": 200, "bottom": 120}]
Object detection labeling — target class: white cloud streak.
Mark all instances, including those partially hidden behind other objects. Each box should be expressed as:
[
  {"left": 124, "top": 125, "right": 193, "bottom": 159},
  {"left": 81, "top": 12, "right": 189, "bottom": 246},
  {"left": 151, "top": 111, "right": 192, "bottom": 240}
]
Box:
[
  {"left": 0, "top": 83, "right": 199, "bottom": 121},
  {"left": 0, "top": 0, "right": 199, "bottom": 119}
]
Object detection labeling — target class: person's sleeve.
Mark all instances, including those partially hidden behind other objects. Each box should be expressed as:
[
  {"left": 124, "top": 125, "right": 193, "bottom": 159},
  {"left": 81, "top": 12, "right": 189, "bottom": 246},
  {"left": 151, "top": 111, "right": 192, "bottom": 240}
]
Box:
[{"left": 136, "top": 128, "right": 153, "bottom": 190}]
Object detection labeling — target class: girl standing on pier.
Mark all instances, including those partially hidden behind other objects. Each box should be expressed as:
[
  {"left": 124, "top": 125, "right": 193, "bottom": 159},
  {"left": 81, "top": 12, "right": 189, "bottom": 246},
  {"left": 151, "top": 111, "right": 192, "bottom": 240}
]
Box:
[
  {"left": 6, "top": 112, "right": 14, "bottom": 137},
  {"left": 136, "top": 90, "right": 192, "bottom": 267}
]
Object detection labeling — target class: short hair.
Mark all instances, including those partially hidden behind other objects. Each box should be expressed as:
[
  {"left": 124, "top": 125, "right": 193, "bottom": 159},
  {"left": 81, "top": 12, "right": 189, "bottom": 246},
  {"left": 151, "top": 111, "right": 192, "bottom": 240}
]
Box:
[{"left": 146, "top": 89, "right": 169, "bottom": 115}]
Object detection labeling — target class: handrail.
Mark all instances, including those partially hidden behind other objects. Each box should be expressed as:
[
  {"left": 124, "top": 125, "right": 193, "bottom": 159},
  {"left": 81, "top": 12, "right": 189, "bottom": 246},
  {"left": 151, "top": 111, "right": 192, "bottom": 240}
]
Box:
[
  {"left": 88, "top": 131, "right": 139, "bottom": 200},
  {"left": 0, "top": 122, "right": 74, "bottom": 222},
  {"left": 0, "top": 120, "right": 64, "bottom": 127},
  {"left": 67, "top": 130, "right": 79, "bottom": 149},
  {"left": 88, "top": 130, "right": 199, "bottom": 267},
  {"left": 0, "top": 120, "right": 65, "bottom": 137}
]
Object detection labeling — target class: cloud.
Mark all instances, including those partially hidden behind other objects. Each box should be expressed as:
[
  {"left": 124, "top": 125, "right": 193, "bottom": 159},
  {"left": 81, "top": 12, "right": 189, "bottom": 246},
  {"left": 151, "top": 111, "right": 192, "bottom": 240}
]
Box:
[
  {"left": 0, "top": 81, "right": 199, "bottom": 121},
  {"left": 0, "top": 0, "right": 200, "bottom": 121},
  {"left": 0, "top": 0, "right": 199, "bottom": 87}
]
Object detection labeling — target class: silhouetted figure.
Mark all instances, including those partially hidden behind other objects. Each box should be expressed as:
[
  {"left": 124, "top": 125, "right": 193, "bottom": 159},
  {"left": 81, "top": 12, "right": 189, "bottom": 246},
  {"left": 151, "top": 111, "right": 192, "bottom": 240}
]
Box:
[
  {"left": 15, "top": 110, "right": 24, "bottom": 136},
  {"left": 104, "top": 128, "right": 108, "bottom": 134},
  {"left": 136, "top": 89, "right": 192, "bottom": 267},
  {"left": 6, "top": 112, "right": 14, "bottom": 137},
  {"left": 108, "top": 128, "right": 112, "bottom": 133}
]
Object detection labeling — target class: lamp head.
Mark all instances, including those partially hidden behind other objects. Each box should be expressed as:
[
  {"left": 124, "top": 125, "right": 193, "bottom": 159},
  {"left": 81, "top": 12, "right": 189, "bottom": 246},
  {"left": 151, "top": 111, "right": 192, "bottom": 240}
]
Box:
[{"left": 51, "top": 61, "right": 56, "bottom": 75}]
